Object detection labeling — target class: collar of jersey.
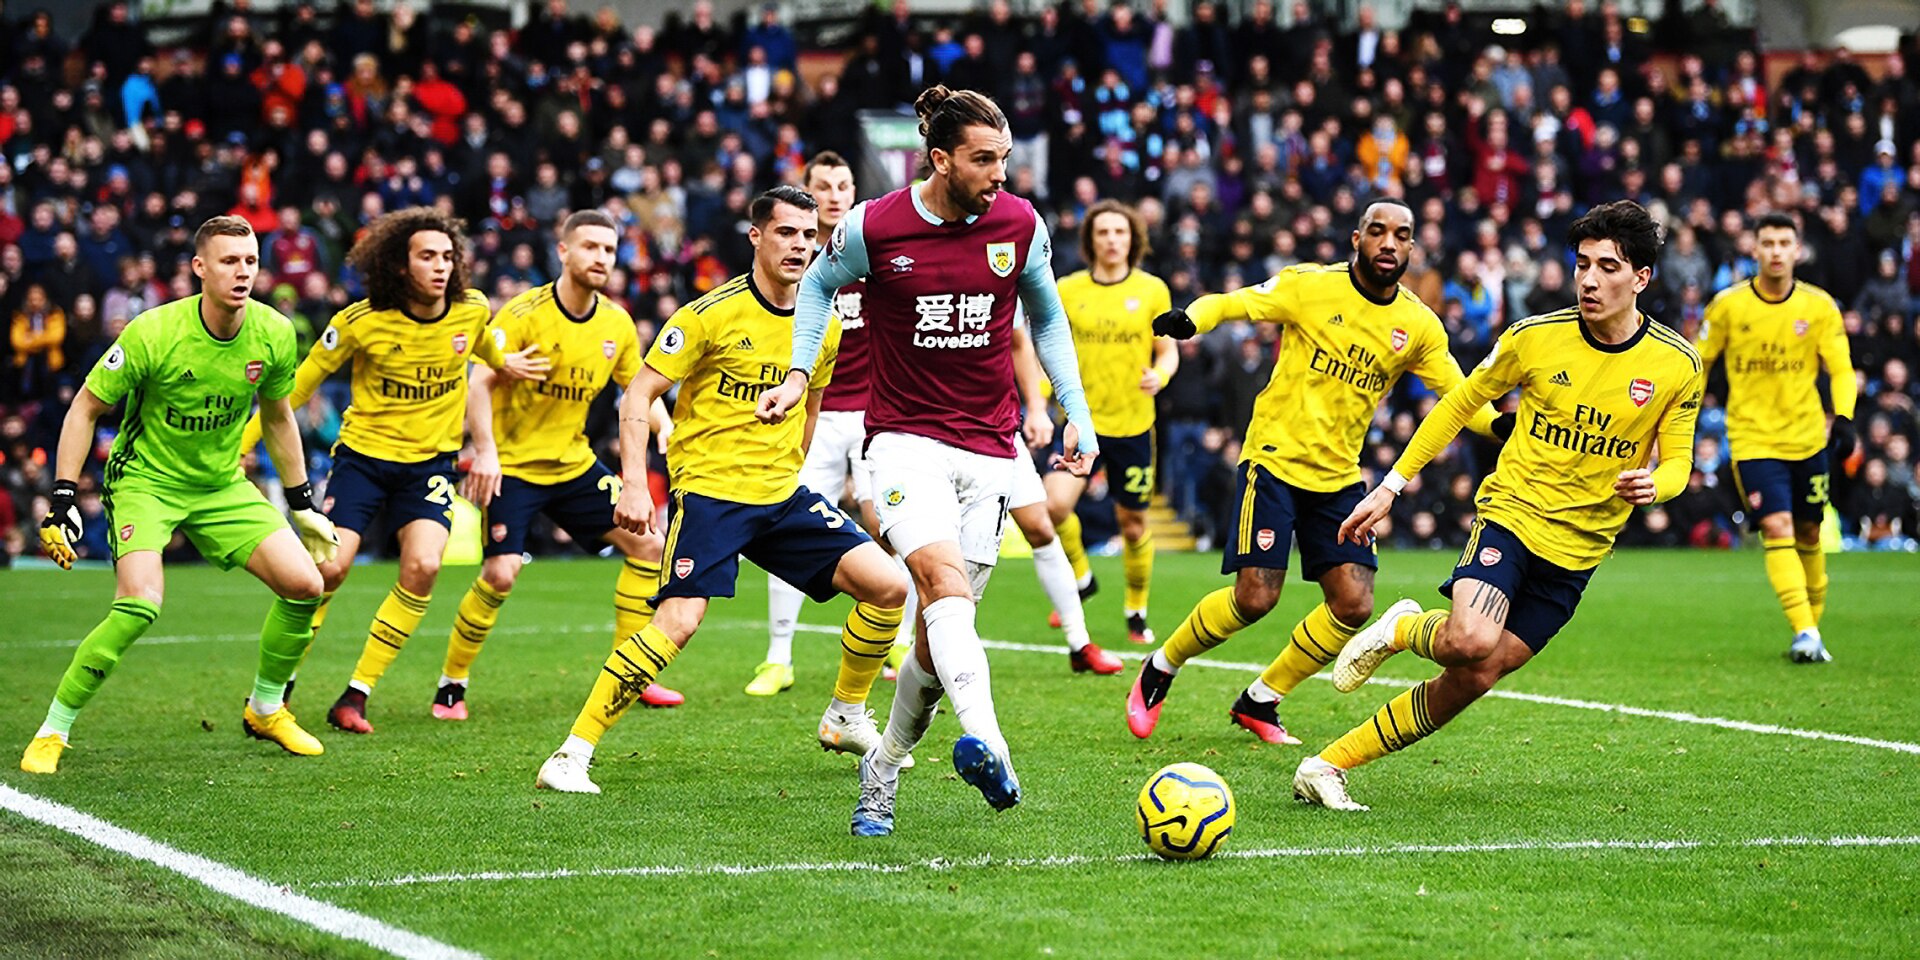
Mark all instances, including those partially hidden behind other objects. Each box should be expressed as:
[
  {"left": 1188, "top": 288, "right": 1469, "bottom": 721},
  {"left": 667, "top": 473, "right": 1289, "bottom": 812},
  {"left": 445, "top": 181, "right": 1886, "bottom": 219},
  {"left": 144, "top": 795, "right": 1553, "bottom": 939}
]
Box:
[
  {"left": 400, "top": 297, "right": 454, "bottom": 325},
  {"left": 1344, "top": 262, "right": 1398, "bottom": 306},
  {"left": 746, "top": 272, "right": 794, "bottom": 317},
  {"left": 552, "top": 280, "right": 599, "bottom": 324},
  {"left": 910, "top": 183, "right": 980, "bottom": 226},
  {"left": 1578, "top": 310, "right": 1651, "bottom": 354},
  {"left": 1090, "top": 267, "right": 1134, "bottom": 287},
  {"left": 195, "top": 294, "right": 244, "bottom": 344},
  {"left": 1750, "top": 278, "right": 1796, "bottom": 305}
]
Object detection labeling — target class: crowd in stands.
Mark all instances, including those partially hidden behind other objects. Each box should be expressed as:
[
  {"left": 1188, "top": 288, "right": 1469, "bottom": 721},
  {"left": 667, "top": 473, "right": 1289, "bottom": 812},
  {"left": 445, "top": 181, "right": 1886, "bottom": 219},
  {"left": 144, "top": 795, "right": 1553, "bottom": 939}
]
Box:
[{"left": 1, "top": 0, "right": 1916, "bottom": 564}]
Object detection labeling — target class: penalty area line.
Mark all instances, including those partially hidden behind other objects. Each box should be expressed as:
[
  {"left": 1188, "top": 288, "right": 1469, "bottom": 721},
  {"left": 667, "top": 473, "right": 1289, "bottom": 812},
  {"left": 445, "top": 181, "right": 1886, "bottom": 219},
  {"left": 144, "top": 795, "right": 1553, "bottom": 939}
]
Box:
[
  {"left": 306, "top": 833, "right": 1920, "bottom": 890},
  {"left": 0, "top": 784, "right": 480, "bottom": 960}
]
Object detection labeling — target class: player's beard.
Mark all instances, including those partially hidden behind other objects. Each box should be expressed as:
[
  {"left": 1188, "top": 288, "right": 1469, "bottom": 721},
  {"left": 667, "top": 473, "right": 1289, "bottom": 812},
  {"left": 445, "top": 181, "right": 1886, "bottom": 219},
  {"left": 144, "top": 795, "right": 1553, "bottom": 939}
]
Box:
[
  {"left": 946, "top": 175, "right": 991, "bottom": 218},
  {"left": 1352, "top": 251, "right": 1408, "bottom": 292}
]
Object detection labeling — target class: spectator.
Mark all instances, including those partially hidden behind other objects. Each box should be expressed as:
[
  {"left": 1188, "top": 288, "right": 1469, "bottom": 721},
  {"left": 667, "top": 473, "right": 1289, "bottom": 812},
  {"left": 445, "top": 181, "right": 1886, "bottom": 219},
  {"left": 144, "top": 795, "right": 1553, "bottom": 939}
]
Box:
[{"left": 10, "top": 284, "right": 65, "bottom": 398}]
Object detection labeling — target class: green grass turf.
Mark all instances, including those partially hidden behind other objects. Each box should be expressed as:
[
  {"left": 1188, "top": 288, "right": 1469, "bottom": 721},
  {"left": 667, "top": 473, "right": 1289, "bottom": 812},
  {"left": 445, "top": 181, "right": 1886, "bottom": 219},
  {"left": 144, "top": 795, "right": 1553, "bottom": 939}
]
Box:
[{"left": 2, "top": 549, "right": 1918, "bottom": 958}]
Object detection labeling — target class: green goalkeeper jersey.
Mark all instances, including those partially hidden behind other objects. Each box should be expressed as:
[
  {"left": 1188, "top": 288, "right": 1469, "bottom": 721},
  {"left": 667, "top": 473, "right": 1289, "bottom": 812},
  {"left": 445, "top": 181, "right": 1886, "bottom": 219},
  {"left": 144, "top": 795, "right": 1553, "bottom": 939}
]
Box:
[{"left": 84, "top": 295, "right": 300, "bottom": 492}]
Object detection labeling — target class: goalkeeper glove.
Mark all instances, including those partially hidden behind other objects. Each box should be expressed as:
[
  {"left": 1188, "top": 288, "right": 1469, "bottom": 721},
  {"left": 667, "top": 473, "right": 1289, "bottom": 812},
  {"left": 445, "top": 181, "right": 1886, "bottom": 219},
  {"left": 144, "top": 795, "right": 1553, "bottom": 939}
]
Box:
[
  {"left": 1491, "top": 412, "right": 1517, "bottom": 442},
  {"left": 1151, "top": 307, "right": 1197, "bottom": 340},
  {"left": 1829, "top": 415, "right": 1856, "bottom": 461},
  {"left": 40, "top": 479, "right": 81, "bottom": 570},
  {"left": 285, "top": 481, "right": 339, "bottom": 566}
]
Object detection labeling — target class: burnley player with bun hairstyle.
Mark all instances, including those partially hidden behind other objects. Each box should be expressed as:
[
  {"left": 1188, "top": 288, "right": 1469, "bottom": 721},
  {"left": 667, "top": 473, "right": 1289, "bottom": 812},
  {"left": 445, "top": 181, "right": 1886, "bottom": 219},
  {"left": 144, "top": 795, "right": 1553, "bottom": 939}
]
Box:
[{"left": 760, "top": 85, "right": 1099, "bottom": 837}]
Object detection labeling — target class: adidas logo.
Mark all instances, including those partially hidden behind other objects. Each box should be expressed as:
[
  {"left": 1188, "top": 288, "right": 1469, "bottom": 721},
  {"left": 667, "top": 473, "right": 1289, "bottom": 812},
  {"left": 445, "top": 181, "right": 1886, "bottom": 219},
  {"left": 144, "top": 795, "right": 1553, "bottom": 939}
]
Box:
[
  {"left": 735, "top": 336, "right": 755, "bottom": 351},
  {"left": 1327, "top": 314, "right": 1344, "bottom": 325},
  {"left": 1550, "top": 371, "right": 1572, "bottom": 386},
  {"left": 179, "top": 369, "right": 196, "bottom": 381}
]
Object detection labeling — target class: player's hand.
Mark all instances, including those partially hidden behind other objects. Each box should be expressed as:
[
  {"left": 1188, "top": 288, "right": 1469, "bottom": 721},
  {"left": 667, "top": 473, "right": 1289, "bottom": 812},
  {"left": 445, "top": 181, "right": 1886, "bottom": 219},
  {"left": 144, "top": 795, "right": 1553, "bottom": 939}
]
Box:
[
  {"left": 1151, "top": 308, "right": 1197, "bottom": 340},
  {"left": 1140, "top": 366, "right": 1167, "bottom": 396},
  {"left": 1022, "top": 405, "right": 1054, "bottom": 450},
  {"left": 499, "top": 344, "right": 551, "bottom": 382},
  {"left": 284, "top": 482, "right": 340, "bottom": 565},
  {"left": 1829, "top": 415, "right": 1856, "bottom": 461},
  {"left": 1613, "top": 468, "right": 1657, "bottom": 506},
  {"left": 1338, "top": 485, "right": 1397, "bottom": 546},
  {"left": 1490, "top": 412, "right": 1517, "bottom": 442},
  {"left": 756, "top": 371, "right": 808, "bottom": 424},
  {"left": 40, "top": 479, "right": 80, "bottom": 570},
  {"left": 614, "top": 479, "right": 657, "bottom": 535},
  {"left": 1050, "top": 421, "right": 1099, "bottom": 477},
  {"left": 463, "top": 447, "right": 503, "bottom": 508}
]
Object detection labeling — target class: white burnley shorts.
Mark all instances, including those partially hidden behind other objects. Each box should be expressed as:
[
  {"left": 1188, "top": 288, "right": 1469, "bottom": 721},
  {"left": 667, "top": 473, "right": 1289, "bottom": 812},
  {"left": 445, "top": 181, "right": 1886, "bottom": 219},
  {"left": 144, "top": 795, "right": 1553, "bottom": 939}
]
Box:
[
  {"left": 868, "top": 431, "right": 1012, "bottom": 573},
  {"left": 799, "top": 409, "right": 872, "bottom": 506},
  {"left": 1007, "top": 440, "right": 1048, "bottom": 511}
]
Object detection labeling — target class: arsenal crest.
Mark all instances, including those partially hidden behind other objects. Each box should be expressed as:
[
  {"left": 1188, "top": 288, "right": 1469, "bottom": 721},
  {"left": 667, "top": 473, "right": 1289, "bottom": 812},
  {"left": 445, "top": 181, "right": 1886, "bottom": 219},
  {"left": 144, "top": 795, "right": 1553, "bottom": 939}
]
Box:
[
  {"left": 119, "top": 524, "right": 135, "bottom": 542},
  {"left": 451, "top": 332, "right": 469, "bottom": 355},
  {"left": 1793, "top": 319, "right": 1810, "bottom": 337},
  {"left": 987, "top": 242, "right": 1016, "bottom": 278},
  {"left": 603, "top": 339, "right": 617, "bottom": 359},
  {"left": 245, "top": 360, "right": 264, "bottom": 383},
  {"left": 674, "top": 557, "right": 695, "bottom": 579},
  {"left": 490, "top": 524, "right": 507, "bottom": 542},
  {"left": 1628, "top": 378, "right": 1655, "bottom": 407},
  {"left": 1390, "top": 328, "right": 1408, "bottom": 352},
  {"left": 1479, "top": 546, "right": 1503, "bottom": 566},
  {"left": 1255, "top": 528, "right": 1277, "bottom": 551}
]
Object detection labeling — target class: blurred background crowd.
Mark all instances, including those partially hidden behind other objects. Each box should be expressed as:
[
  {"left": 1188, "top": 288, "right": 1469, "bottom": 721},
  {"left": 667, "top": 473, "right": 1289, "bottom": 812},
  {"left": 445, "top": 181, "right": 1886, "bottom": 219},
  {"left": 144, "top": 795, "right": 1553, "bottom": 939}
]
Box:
[{"left": 0, "top": 0, "right": 1915, "bottom": 564}]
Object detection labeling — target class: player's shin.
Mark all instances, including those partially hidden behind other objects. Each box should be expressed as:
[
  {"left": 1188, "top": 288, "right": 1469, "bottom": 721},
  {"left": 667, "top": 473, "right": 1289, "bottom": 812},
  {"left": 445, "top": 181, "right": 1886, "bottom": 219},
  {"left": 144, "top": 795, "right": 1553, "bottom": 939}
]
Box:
[
  {"left": 564, "top": 625, "right": 682, "bottom": 758},
  {"left": 766, "top": 575, "right": 804, "bottom": 666},
  {"left": 1254, "top": 603, "right": 1365, "bottom": 700},
  {"left": 1796, "top": 542, "right": 1828, "bottom": 624},
  {"left": 875, "top": 650, "right": 942, "bottom": 778},
  {"left": 252, "top": 596, "right": 322, "bottom": 716},
  {"left": 1763, "top": 537, "right": 1816, "bottom": 632},
  {"left": 833, "top": 602, "right": 904, "bottom": 705},
  {"left": 1056, "top": 511, "right": 1093, "bottom": 585},
  {"left": 613, "top": 557, "right": 661, "bottom": 644},
  {"left": 1031, "top": 539, "right": 1091, "bottom": 650},
  {"left": 1123, "top": 529, "right": 1153, "bottom": 615},
  {"left": 922, "top": 596, "right": 1008, "bottom": 760},
  {"left": 442, "top": 578, "right": 507, "bottom": 684},
  {"left": 1160, "top": 588, "right": 1253, "bottom": 669},
  {"left": 348, "top": 585, "right": 431, "bottom": 693},
  {"left": 42, "top": 597, "right": 160, "bottom": 738},
  {"left": 1318, "top": 679, "right": 1439, "bottom": 770}
]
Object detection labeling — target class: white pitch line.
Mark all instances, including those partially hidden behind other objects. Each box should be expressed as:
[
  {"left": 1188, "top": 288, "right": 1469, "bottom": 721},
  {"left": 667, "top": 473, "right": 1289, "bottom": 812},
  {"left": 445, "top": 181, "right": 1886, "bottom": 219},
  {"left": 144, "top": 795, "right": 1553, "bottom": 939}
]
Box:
[
  {"left": 796, "top": 627, "right": 1920, "bottom": 756},
  {"left": 305, "top": 833, "right": 1920, "bottom": 889},
  {"left": 0, "top": 784, "right": 479, "bottom": 960}
]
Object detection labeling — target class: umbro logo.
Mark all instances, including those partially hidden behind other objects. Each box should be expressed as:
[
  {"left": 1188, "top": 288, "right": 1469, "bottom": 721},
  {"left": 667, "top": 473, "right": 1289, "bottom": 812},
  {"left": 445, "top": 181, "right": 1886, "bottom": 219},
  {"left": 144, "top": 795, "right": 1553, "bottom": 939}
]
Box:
[
  {"left": 1327, "top": 314, "right": 1344, "bottom": 325},
  {"left": 889, "top": 255, "right": 915, "bottom": 272},
  {"left": 735, "top": 336, "right": 755, "bottom": 351},
  {"left": 179, "top": 369, "right": 196, "bottom": 381},
  {"left": 1550, "top": 371, "right": 1572, "bottom": 386}
]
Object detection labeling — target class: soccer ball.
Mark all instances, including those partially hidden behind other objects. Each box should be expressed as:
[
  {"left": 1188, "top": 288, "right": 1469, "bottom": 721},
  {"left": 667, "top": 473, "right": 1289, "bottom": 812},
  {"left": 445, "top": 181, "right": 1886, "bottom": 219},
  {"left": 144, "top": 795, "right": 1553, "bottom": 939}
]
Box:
[{"left": 1136, "top": 762, "right": 1235, "bottom": 861}]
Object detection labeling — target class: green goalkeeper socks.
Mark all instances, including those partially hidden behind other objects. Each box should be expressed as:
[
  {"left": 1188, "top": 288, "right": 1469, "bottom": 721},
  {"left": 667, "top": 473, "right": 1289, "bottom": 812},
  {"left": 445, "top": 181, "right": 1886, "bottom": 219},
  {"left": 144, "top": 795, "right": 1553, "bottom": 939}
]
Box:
[{"left": 46, "top": 597, "right": 161, "bottom": 735}]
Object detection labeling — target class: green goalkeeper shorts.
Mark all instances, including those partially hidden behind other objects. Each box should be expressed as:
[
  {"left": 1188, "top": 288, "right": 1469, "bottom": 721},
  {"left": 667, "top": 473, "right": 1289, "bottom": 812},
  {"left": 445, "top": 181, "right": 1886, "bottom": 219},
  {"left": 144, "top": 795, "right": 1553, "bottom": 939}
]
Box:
[{"left": 104, "top": 479, "right": 288, "bottom": 571}]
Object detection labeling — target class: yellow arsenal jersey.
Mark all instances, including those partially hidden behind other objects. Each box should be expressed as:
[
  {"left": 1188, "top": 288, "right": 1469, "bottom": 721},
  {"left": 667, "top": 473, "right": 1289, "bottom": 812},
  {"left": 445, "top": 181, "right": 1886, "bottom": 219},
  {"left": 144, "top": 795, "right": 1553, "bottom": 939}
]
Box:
[
  {"left": 1056, "top": 268, "right": 1172, "bottom": 437},
  {"left": 645, "top": 274, "right": 840, "bottom": 505},
  {"left": 1698, "top": 279, "right": 1856, "bottom": 462},
  {"left": 489, "top": 283, "right": 642, "bottom": 484}
]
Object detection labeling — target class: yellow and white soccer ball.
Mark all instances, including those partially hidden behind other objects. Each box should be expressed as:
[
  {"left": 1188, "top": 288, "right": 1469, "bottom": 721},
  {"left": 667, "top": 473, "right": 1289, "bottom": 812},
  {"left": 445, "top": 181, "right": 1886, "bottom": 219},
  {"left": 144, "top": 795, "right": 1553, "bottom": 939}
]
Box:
[{"left": 1136, "top": 762, "right": 1235, "bottom": 861}]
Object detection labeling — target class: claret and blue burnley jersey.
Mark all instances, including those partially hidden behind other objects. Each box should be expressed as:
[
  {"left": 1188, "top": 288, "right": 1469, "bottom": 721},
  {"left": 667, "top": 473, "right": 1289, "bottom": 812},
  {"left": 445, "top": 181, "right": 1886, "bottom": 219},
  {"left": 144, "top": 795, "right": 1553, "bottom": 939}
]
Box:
[{"left": 783, "top": 185, "right": 1096, "bottom": 460}]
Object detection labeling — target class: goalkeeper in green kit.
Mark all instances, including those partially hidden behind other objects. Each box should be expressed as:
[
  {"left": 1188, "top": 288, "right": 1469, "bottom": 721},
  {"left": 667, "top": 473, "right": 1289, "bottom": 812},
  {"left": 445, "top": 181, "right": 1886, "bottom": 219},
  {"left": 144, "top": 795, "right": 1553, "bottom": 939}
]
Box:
[{"left": 22, "top": 216, "right": 342, "bottom": 774}]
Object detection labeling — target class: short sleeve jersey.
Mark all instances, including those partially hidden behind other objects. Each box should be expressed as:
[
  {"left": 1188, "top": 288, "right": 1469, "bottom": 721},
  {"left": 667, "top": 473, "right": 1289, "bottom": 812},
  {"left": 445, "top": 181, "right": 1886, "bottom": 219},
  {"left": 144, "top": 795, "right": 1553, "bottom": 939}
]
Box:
[{"left": 489, "top": 283, "right": 642, "bottom": 484}]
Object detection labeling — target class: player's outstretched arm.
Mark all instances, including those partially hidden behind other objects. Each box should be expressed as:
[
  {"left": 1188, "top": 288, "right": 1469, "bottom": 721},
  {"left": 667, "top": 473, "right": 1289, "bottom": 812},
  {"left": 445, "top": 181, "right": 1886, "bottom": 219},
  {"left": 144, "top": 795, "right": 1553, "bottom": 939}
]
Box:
[
  {"left": 40, "top": 387, "right": 113, "bottom": 569},
  {"left": 770, "top": 202, "right": 871, "bottom": 424},
  {"left": 1150, "top": 293, "right": 1246, "bottom": 340},
  {"left": 614, "top": 365, "right": 674, "bottom": 535},
  {"left": 1141, "top": 334, "right": 1178, "bottom": 395},
  {"left": 259, "top": 394, "right": 338, "bottom": 564},
  {"left": 462, "top": 363, "right": 502, "bottom": 507}
]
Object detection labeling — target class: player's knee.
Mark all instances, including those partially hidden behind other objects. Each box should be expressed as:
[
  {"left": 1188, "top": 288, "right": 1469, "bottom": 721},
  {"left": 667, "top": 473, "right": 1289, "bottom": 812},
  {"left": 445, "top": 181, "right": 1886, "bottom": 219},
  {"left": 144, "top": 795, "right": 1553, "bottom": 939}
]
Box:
[
  {"left": 1757, "top": 512, "right": 1793, "bottom": 540},
  {"left": 1449, "top": 659, "right": 1505, "bottom": 700},
  {"left": 864, "top": 572, "right": 910, "bottom": 609},
  {"left": 1117, "top": 511, "right": 1147, "bottom": 541},
  {"left": 1445, "top": 618, "right": 1503, "bottom": 664},
  {"left": 319, "top": 560, "right": 350, "bottom": 593},
  {"left": 1022, "top": 523, "right": 1055, "bottom": 549},
  {"left": 1328, "top": 594, "right": 1373, "bottom": 629},
  {"left": 1231, "top": 579, "right": 1279, "bottom": 620},
  {"left": 280, "top": 567, "right": 326, "bottom": 602},
  {"left": 399, "top": 554, "right": 442, "bottom": 592},
  {"left": 1794, "top": 521, "right": 1822, "bottom": 546},
  {"left": 482, "top": 564, "right": 519, "bottom": 595}
]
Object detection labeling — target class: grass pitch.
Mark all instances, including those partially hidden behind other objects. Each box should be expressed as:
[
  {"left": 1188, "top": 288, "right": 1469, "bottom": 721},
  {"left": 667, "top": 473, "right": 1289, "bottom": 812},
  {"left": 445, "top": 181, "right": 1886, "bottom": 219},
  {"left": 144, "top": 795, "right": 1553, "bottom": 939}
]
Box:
[{"left": 3, "top": 548, "right": 1918, "bottom": 958}]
